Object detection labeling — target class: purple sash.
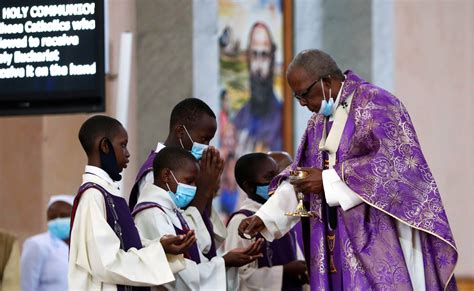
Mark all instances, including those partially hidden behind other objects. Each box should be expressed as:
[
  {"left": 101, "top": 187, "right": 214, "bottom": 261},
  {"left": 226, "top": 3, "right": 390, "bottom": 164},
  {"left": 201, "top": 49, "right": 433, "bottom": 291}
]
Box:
[
  {"left": 228, "top": 209, "right": 303, "bottom": 291},
  {"left": 132, "top": 201, "right": 201, "bottom": 264},
  {"left": 201, "top": 208, "right": 217, "bottom": 260},
  {"left": 72, "top": 182, "right": 149, "bottom": 291},
  {"left": 129, "top": 151, "right": 156, "bottom": 211}
]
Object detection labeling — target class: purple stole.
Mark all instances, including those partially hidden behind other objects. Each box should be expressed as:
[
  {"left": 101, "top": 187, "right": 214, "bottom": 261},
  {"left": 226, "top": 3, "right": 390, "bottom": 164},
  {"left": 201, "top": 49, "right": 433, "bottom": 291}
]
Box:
[
  {"left": 201, "top": 208, "right": 217, "bottom": 260},
  {"left": 71, "top": 182, "right": 150, "bottom": 291},
  {"left": 269, "top": 71, "right": 458, "bottom": 290},
  {"left": 228, "top": 209, "right": 303, "bottom": 291},
  {"left": 132, "top": 202, "right": 201, "bottom": 264},
  {"left": 129, "top": 150, "right": 157, "bottom": 211}
]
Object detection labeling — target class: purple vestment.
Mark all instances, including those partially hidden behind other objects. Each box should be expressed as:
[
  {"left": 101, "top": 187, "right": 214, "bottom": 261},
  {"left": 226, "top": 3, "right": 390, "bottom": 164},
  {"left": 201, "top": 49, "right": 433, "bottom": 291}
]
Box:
[
  {"left": 269, "top": 71, "right": 457, "bottom": 290},
  {"left": 71, "top": 182, "right": 150, "bottom": 291},
  {"left": 129, "top": 150, "right": 156, "bottom": 211}
]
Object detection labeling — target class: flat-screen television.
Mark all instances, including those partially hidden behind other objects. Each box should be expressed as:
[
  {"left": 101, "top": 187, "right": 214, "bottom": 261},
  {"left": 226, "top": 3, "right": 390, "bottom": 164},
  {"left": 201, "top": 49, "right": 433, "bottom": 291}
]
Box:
[{"left": 0, "top": 0, "right": 105, "bottom": 115}]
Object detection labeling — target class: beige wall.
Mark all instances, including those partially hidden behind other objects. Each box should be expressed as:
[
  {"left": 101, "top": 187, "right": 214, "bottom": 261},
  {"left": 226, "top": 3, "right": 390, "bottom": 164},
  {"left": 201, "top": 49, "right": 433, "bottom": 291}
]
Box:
[
  {"left": 395, "top": 0, "right": 474, "bottom": 276},
  {"left": 0, "top": 0, "right": 137, "bottom": 242}
]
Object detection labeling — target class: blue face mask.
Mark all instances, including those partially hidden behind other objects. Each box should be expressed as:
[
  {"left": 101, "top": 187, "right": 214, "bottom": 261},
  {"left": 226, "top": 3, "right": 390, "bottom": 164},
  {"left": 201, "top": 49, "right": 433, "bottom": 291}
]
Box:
[
  {"left": 182, "top": 125, "right": 209, "bottom": 160},
  {"left": 255, "top": 184, "right": 270, "bottom": 200},
  {"left": 318, "top": 80, "right": 335, "bottom": 117},
  {"left": 48, "top": 217, "right": 70, "bottom": 240},
  {"left": 167, "top": 171, "right": 197, "bottom": 208}
]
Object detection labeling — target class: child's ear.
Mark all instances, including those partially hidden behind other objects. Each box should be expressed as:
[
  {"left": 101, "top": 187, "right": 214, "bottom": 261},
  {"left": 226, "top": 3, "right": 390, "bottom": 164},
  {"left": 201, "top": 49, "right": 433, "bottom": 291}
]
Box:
[
  {"left": 161, "top": 168, "right": 172, "bottom": 184},
  {"left": 99, "top": 137, "right": 109, "bottom": 154},
  {"left": 175, "top": 124, "right": 185, "bottom": 139}
]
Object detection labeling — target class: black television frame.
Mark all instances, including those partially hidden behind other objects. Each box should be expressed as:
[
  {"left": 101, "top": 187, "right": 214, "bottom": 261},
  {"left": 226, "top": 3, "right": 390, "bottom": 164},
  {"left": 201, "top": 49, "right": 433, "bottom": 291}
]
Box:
[{"left": 0, "top": 0, "right": 105, "bottom": 116}]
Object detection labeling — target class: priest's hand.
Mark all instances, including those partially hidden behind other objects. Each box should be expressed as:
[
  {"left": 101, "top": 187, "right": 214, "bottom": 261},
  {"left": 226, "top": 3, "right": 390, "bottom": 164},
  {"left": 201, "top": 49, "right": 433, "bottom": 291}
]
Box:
[
  {"left": 238, "top": 215, "right": 265, "bottom": 239},
  {"left": 160, "top": 230, "right": 197, "bottom": 255},
  {"left": 290, "top": 167, "right": 323, "bottom": 195},
  {"left": 283, "top": 260, "right": 309, "bottom": 285},
  {"left": 223, "top": 238, "right": 264, "bottom": 267}
]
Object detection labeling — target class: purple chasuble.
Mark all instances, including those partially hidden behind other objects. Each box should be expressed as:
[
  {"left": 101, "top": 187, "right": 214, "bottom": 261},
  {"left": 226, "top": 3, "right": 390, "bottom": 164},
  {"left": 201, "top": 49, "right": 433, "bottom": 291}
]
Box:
[
  {"left": 269, "top": 71, "right": 457, "bottom": 290},
  {"left": 132, "top": 201, "right": 201, "bottom": 264},
  {"left": 129, "top": 151, "right": 157, "bottom": 211},
  {"left": 71, "top": 182, "right": 150, "bottom": 291},
  {"left": 228, "top": 209, "right": 303, "bottom": 291}
]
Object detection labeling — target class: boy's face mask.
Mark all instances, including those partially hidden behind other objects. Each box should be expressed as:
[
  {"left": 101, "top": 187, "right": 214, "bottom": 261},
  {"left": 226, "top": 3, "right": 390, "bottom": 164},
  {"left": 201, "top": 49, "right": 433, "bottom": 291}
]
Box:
[
  {"left": 99, "top": 138, "right": 122, "bottom": 181},
  {"left": 255, "top": 184, "right": 270, "bottom": 200},
  {"left": 166, "top": 170, "right": 197, "bottom": 208},
  {"left": 181, "top": 125, "right": 208, "bottom": 160},
  {"left": 48, "top": 217, "right": 71, "bottom": 240}
]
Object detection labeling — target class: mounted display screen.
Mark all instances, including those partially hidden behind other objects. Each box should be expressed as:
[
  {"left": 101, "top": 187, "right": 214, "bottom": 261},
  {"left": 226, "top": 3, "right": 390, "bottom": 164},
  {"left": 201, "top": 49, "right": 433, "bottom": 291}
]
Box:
[{"left": 0, "top": 0, "right": 104, "bottom": 115}]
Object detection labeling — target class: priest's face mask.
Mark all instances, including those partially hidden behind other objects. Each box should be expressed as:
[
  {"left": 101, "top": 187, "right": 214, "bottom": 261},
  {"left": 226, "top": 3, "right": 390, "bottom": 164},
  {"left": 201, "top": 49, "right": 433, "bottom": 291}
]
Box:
[
  {"left": 246, "top": 156, "right": 278, "bottom": 203},
  {"left": 288, "top": 65, "right": 330, "bottom": 113},
  {"left": 99, "top": 126, "right": 130, "bottom": 181}
]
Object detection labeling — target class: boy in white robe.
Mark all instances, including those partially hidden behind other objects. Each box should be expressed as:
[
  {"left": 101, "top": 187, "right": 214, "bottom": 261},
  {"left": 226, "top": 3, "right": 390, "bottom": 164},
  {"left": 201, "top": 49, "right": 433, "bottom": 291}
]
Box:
[
  {"left": 128, "top": 98, "right": 228, "bottom": 269},
  {"left": 133, "top": 147, "right": 264, "bottom": 290},
  {"left": 69, "top": 115, "right": 196, "bottom": 290},
  {"left": 225, "top": 153, "right": 308, "bottom": 291}
]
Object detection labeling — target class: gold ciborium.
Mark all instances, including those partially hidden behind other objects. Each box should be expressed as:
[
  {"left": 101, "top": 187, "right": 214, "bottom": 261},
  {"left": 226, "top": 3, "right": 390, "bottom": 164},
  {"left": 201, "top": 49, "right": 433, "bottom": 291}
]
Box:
[{"left": 285, "top": 170, "right": 315, "bottom": 217}]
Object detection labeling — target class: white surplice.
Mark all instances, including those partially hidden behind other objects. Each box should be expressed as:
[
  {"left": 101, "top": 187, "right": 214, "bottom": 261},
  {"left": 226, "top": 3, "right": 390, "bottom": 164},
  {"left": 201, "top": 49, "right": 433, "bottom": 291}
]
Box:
[
  {"left": 138, "top": 142, "right": 231, "bottom": 289},
  {"left": 68, "top": 166, "right": 185, "bottom": 291},
  {"left": 224, "top": 198, "right": 305, "bottom": 291},
  {"left": 134, "top": 183, "right": 227, "bottom": 291},
  {"left": 256, "top": 179, "right": 425, "bottom": 291}
]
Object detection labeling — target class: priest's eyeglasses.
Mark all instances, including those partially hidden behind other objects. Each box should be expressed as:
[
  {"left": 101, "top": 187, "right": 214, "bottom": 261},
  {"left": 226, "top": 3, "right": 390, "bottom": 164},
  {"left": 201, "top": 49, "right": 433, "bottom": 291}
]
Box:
[{"left": 293, "top": 77, "right": 322, "bottom": 101}]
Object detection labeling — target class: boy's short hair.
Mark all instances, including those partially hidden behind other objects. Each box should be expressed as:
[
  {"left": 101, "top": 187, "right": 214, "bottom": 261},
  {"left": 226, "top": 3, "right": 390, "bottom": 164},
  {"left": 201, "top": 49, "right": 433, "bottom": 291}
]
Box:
[
  {"left": 153, "top": 147, "right": 197, "bottom": 179},
  {"left": 169, "top": 98, "right": 216, "bottom": 130},
  {"left": 78, "top": 115, "right": 123, "bottom": 155},
  {"left": 234, "top": 153, "right": 270, "bottom": 190}
]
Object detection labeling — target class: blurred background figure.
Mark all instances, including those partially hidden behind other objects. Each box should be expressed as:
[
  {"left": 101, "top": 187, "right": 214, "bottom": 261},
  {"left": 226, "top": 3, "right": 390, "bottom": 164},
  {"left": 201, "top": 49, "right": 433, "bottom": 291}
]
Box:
[
  {"left": 0, "top": 230, "right": 20, "bottom": 291},
  {"left": 21, "top": 195, "right": 74, "bottom": 291},
  {"left": 234, "top": 22, "right": 283, "bottom": 154}
]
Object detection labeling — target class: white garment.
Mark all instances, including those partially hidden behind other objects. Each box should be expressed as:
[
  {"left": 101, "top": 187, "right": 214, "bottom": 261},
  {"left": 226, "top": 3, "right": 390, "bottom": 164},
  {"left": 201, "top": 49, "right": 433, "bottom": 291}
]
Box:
[
  {"left": 134, "top": 183, "right": 227, "bottom": 291},
  {"left": 255, "top": 177, "right": 426, "bottom": 290},
  {"left": 184, "top": 206, "right": 227, "bottom": 255},
  {"left": 68, "top": 165, "right": 184, "bottom": 291},
  {"left": 224, "top": 198, "right": 305, "bottom": 291},
  {"left": 139, "top": 142, "right": 228, "bottom": 252},
  {"left": 21, "top": 232, "right": 69, "bottom": 291}
]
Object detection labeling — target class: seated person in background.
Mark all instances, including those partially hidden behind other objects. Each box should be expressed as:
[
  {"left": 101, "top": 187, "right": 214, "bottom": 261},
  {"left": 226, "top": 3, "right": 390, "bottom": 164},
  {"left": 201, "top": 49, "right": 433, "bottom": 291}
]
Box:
[
  {"left": 133, "top": 147, "right": 264, "bottom": 290},
  {"left": 0, "top": 230, "right": 20, "bottom": 290},
  {"left": 69, "top": 115, "right": 195, "bottom": 290},
  {"left": 21, "top": 195, "right": 74, "bottom": 291},
  {"left": 225, "top": 153, "right": 308, "bottom": 291}
]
